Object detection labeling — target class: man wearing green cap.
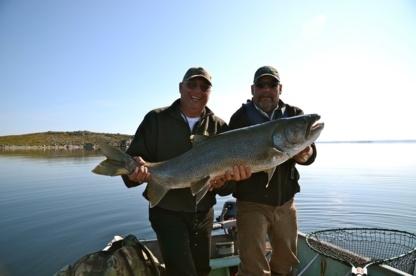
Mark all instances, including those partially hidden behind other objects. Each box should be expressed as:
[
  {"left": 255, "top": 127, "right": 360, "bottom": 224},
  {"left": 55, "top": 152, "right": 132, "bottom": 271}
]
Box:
[
  {"left": 229, "top": 66, "right": 317, "bottom": 276},
  {"left": 121, "top": 66, "right": 251, "bottom": 276}
]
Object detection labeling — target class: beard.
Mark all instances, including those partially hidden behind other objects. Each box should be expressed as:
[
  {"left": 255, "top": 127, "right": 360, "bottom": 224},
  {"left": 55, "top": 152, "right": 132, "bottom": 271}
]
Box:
[{"left": 258, "top": 100, "right": 277, "bottom": 114}]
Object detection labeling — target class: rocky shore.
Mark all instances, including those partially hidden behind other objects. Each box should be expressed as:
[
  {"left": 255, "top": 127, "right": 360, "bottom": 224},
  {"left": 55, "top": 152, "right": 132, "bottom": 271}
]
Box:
[
  {"left": 0, "top": 131, "right": 133, "bottom": 150},
  {"left": 1, "top": 145, "right": 89, "bottom": 149}
]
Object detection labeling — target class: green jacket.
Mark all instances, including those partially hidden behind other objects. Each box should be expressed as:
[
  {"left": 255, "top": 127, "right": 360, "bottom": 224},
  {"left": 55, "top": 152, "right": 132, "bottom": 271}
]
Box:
[
  {"left": 228, "top": 99, "right": 317, "bottom": 207},
  {"left": 122, "top": 99, "right": 229, "bottom": 212}
]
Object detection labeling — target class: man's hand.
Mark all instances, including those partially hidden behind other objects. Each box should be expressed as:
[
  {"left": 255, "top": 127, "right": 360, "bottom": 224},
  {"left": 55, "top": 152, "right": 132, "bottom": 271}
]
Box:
[
  {"left": 128, "top": 156, "right": 150, "bottom": 184},
  {"left": 293, "top": 145, "right": 313, "bottom": 164},
  {"left": 209, "top": 165, "right": 251, "bottom": 191}
]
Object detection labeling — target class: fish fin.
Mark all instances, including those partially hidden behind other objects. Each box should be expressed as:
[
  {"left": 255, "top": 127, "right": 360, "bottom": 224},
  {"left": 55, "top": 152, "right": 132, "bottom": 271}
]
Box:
[
  {"left": 147, "top": 181, "right": 170, "bottom": 208},
  {"left": 265, "top": 167, "right": 276, "bottom": 188},
  {"left": 190, "top": 176, "right": 210, "bottom": 195},
  {"left": 91, "top": 142, "right": 136, "bottom": 176},
  {"left": 195, "top": 185, "right": 210, "bottom": 204},
  {"left": 190, "top": 133, "right": 223, "bottom": 147},
  {"left": 190, "top": 134, "right": 211, "bottom": 147}
]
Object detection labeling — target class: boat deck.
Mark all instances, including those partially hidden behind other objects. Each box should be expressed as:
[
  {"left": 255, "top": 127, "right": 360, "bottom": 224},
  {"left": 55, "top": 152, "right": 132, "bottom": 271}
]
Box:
[{"left": 141, "top": 232, "right": 414, "bottom": 276}]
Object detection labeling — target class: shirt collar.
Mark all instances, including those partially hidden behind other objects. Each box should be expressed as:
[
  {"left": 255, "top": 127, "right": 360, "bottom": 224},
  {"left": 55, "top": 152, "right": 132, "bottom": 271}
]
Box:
[{"left": 253, "top": 103, "right": 279, "bottom": 120}]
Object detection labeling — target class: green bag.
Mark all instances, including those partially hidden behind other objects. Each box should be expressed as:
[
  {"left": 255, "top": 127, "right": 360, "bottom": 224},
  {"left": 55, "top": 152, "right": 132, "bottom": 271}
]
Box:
[{"left": 53, "top": 234, "right": 166, "bottom": 276}]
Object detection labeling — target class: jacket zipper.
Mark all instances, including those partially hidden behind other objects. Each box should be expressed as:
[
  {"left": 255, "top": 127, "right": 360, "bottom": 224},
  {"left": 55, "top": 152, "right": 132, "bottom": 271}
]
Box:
[
  {"left": 277, "top": 166, "right": 281, "bottom": 206},
  {"left": 291, "top": 165, "right": 295, "bottom": 179}
]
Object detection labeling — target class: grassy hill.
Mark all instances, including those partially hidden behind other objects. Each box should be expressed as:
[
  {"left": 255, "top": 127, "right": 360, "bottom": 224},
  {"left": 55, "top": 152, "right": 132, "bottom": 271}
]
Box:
[{"left": 0, "top": 131, "right": 133, "bottom": 148}]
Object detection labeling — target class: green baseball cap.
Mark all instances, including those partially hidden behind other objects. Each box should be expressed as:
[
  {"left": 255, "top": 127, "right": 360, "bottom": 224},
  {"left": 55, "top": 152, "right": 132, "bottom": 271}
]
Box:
[
  {"left": 253, "top": 66, "right": 280, "bottom": 83},
  {"left": 182, "top": 67, "right": 212, "bottom": 86}
]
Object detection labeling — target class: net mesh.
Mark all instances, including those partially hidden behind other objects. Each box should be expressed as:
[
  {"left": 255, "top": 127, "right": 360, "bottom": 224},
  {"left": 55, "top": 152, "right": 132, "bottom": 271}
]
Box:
[{"left": 305, "top": 228, "right": 416, "bottom": 274}]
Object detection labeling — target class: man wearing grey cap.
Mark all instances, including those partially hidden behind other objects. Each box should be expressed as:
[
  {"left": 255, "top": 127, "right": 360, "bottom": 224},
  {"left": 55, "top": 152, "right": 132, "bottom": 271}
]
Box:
[
  {"left": 121, "top": 67, "right": 251, "bottom": 276},
  {"left": 229, "top": 66, "right": 317, "bottom": 276}
]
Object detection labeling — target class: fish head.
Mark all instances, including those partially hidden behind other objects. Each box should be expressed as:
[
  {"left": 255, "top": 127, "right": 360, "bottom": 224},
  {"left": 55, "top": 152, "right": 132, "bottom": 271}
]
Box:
[{"left": 272, "top": 114, "right": 324, "bottom": 156}]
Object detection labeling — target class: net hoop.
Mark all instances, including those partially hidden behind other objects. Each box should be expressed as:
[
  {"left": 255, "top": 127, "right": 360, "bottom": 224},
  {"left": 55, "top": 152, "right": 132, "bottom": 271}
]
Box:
[{"left": 305, "top": 227, "right": 416, "bottom": 272}]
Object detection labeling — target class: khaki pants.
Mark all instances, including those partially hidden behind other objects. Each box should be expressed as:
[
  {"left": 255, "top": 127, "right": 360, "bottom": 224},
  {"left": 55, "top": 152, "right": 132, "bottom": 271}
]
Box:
[{"left": 236, "top": 199, "right": 299, "bottom": 276}]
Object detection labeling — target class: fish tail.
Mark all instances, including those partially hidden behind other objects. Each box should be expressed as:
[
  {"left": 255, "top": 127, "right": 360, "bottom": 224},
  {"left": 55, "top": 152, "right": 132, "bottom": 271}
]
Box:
[{"left": 91, "top": 142, "right": 134, "bottom": 176}]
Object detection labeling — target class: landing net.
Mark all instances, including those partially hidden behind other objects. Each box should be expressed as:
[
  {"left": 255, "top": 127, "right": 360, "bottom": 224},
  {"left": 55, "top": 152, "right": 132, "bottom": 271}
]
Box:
[{"left": 305, "top": 228, "right": 416, "bottom": 274}]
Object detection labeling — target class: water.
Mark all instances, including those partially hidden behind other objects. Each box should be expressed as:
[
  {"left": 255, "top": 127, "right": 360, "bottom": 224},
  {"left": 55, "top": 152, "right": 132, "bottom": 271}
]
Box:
[{"left": 0, "top": 142, "right": 415, "bottom": 276}]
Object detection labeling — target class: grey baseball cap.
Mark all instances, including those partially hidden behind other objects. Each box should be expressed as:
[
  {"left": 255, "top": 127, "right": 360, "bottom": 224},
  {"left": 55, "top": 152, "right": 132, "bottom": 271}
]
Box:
[
  {"left": 182, "top": 67, "right": 212, "bottom": 85},
  {"left": 253, "top": 66, "right": 280, "bottom": 83}
]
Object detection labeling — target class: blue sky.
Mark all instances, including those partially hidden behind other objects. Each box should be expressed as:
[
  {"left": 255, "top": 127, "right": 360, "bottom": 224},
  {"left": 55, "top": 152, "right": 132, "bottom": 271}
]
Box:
[{"left": 1, "top": 0, "right": 415, "bottom": 141}]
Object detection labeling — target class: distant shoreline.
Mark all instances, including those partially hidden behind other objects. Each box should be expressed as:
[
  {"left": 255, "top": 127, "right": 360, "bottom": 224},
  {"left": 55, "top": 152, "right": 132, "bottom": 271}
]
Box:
[
  {"left": 0, "top": 131, "right": 133, "bottom": 150},
  {"left": 0, "top": 145, "right": 94, "bottom": 150},
  {"left": 0, "top": 144, "right": 128, "bottom": 150},
  {"left": 1, "top": 140, "right": 415, "bottom": 151},
  {"left": 316, "top": 140, "right": 416, "bottom": 144}
]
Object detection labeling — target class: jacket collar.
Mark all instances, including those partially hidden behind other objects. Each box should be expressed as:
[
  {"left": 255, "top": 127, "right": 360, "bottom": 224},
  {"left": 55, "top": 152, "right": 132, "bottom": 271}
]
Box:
[{"left": 168, "top": 99, "right": 214, "bottom": 120}]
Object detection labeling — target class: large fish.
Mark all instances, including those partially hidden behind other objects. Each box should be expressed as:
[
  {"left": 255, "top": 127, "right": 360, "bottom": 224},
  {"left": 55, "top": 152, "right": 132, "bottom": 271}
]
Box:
[{"left": 92, "top": 114, "right": 324, "bottom": 207}]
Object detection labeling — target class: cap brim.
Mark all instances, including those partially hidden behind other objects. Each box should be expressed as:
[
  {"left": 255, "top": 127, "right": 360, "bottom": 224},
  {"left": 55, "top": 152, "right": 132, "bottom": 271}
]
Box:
[
  {"left": 254, "top": 74, "right": 279, "bottom": 83},
  {"left": 185, "top": 75, "right": 212, "bottom": 85}
]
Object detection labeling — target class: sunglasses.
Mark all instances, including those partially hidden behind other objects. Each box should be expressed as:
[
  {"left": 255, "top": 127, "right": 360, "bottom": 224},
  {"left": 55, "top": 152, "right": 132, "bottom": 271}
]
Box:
[
  {"left": 255, "top": 81, "right": 279, "bottom": 89},
  {"left": 184, "top": 81, "right": 211, "bottom": 92}
]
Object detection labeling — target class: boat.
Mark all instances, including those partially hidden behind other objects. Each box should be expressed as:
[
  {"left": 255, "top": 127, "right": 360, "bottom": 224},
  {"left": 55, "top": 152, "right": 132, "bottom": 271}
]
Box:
[
  {"left": 141, "top": 231, "right": 415, "bottom": 276},
  {"left": 55, "top": 198, "right": 416, "bottom": 276},
  {"left": 141, "top": 198, "right": 415, "bottom": 276}
]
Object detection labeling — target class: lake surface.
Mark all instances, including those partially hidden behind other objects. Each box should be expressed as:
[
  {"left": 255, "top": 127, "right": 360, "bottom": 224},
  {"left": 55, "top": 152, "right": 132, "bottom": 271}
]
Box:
[{"left": 0, "top": 142, "right": 415, "bottom": 276}]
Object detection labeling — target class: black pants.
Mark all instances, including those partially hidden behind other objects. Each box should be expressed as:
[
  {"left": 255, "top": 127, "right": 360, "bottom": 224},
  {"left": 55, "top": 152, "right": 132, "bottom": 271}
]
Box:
[{"left": 149, "top": 205, "right": 214, "bottom": 276}]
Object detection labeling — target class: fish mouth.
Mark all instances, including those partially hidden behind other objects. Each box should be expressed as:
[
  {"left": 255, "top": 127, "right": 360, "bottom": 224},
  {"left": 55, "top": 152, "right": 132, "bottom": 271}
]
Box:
[
  {"left": 276, "top": 114, "right": 325, "bottom": 146},
  {"left": 307, "top": 119, "right": 324, "bottom": 138}
]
